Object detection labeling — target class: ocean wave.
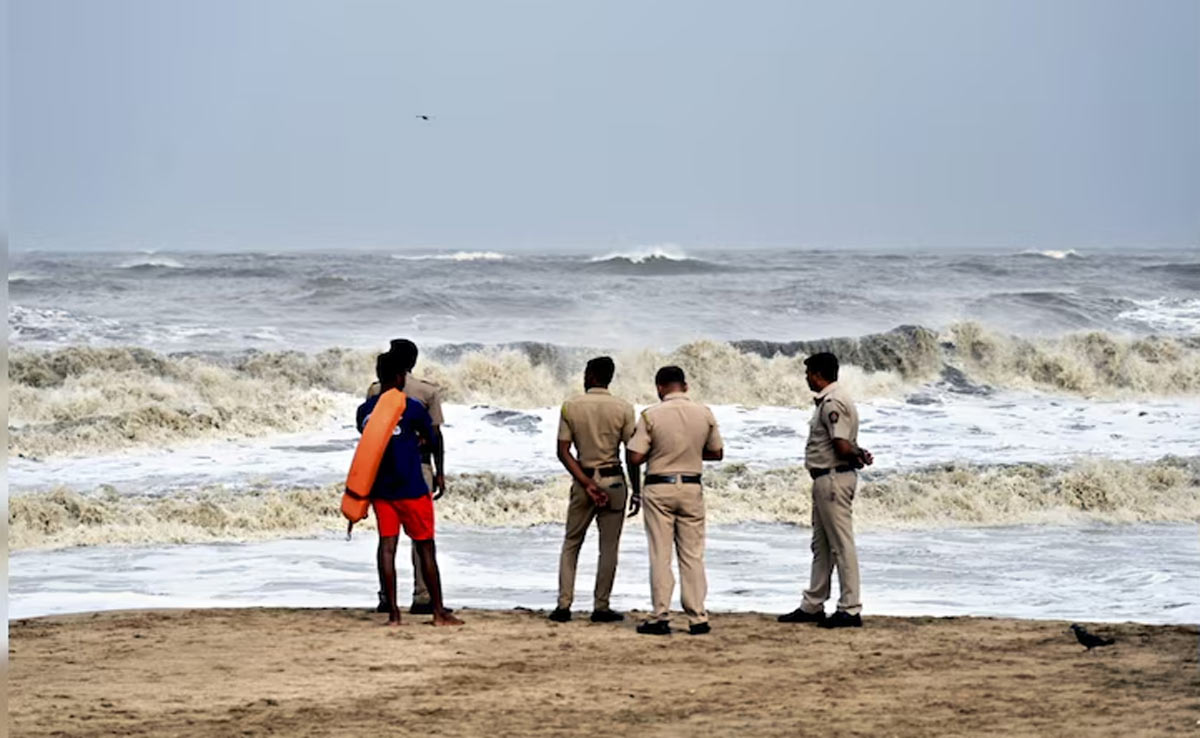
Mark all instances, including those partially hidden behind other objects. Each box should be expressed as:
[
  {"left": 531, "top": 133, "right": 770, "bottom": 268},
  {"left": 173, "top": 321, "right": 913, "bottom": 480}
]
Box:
[
  {"left": 1019, "top": 249, "right": 1083, "bottom": 260},
  {"left": 390, "top": 251, "right": 507, "bottom": 262},
  {"left": 10, "top": 457, "right": 1198, "bottom": 550},
  {"left": 118, "top": 257, "right": 185, "bottom": 269},
  {"left": 7, "top": 347, "right": 358, "bottom": 458},
  {"left": 588, "top": 245, "right": 691, "bottom": 264},
  {"left": 1117, "top": 298, "right": 1200, "bottom": 334},
  {"left": 585, "top": 245, "right": 721, "bottom": 274},
  {"left": 10, "top": 324, "right": 1199, "bottom": 457}
]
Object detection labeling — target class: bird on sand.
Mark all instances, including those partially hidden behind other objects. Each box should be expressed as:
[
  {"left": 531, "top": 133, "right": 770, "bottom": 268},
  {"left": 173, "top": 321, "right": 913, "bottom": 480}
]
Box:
[{"left": 1070, "top": 624, "right": 1115, "bottom": 650}]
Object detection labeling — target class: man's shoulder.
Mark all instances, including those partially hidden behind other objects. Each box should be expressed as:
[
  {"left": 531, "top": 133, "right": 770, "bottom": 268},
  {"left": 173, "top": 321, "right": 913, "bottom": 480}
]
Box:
[{"left": 405, "top": 374, "right": 441, "bottom": 401}]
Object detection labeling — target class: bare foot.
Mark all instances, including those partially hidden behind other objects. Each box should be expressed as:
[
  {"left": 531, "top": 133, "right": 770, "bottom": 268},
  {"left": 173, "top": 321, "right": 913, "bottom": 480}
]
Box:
[
  {"left": 432, "top": 611, "right": 464, "bottom": 627},
  {"left": 386, "top": 608, "right": 404, "bottom": 626}
]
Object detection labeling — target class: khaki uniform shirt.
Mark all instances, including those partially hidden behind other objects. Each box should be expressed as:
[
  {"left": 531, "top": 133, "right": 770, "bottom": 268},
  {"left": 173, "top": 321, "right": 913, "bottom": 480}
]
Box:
[
  {"left": 627, "top": 392, "right": 723, "bottom": 475},
  {"left": 368, "top": 374, "right": 444, "bottom": 466},
  {"left": 367, "top": 375, "right": 444, "bottom": 426},
  {"left": 556, "top": 388, "right": 636, "bottom": 468},
  {"left": 804, "top": 381, "right": 859, "bottom": 470}
]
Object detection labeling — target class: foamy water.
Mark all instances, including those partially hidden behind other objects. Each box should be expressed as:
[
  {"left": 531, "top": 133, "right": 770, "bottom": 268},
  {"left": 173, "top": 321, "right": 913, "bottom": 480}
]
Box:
[
  {"left": 10, "top": 523, "right": 1199, "bottom": 624},
  {"left": 7, "top": 247, "right": 1200, "bottom": 622}
]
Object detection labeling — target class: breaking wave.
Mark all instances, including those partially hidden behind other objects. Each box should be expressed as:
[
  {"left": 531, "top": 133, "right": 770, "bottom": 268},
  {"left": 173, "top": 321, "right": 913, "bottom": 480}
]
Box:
[
  {"left": 9, "top": 323, "right": 1199, "bottom": 457},
  {"left": 585, "top": 245, "right": 721, "bottom": 274},
  {"left": 118, "top": 257, "right": 186, "bottom": 269},
  {"left": 10, "top": 457, "right": 1199, "bottom": 550},
  {"left": 1019, "top": 249, "right": 1083, "bottom": 260},
  {"left": 390, "top": 251, "right": 507, "bottom": 262}
]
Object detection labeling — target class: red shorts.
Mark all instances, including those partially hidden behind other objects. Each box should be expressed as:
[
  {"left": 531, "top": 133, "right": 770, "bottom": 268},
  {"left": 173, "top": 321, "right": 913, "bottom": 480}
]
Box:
[{"left": 372, "top": 495, "right": 435, "bottom": 540}]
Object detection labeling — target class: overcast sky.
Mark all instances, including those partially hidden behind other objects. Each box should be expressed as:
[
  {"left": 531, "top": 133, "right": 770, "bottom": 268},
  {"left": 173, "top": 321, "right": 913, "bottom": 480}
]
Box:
[{"left": 8, "top": 0, "right": 1199, "bottom": 252}]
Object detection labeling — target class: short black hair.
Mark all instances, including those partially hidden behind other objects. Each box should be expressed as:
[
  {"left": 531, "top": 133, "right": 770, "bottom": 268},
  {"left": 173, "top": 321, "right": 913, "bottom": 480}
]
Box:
[
  {"left": 585, "top": 356, "right": 615, "bottom": 385},
  {"left": 389, "top": 339, "right": 419, "bottom": 372},
  {"left": 804, "top": 352, "right": 839, "bottom": 381},
  {"left": 654, "top": 365, "right": 686, "bottom": 386},
  {"left": 376, "top": 351, "right": 404, "bottom": 385}
]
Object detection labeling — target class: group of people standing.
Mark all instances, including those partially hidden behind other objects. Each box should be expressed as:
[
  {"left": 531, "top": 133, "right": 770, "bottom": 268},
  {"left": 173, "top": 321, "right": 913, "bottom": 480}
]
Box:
[{"left": 355, "top": 339, "right": 872, "bottom": 633}]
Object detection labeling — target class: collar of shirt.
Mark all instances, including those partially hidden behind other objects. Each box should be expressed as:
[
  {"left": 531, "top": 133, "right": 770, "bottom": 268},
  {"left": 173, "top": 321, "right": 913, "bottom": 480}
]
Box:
[
  {"left": 813, "top": 381, "right": 839, "bottom": 405},
  {"left": 662, "top": 391, "right": 690, "bottom": 402},
  {"left": 586, "top": 387, "right": 612, "bottom": 395}
]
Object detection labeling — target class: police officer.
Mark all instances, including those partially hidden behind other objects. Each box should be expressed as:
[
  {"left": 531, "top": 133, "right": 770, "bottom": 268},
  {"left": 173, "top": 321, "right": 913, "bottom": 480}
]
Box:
[
  {"left": 778, "top": 352, "right": 873, "bottom": 629},
  {"left": 548, "top": 357, "right": 636, "bottom": 623},
  {"left": 368, "top": 339, "right": 448, "bottom": 615},
  {"left": 626, "top": 366, "right": 723, "bottom": 636}
]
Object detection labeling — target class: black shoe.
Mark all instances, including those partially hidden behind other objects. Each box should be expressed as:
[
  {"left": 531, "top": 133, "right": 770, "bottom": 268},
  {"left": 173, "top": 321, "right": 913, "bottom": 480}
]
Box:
[
  {"left": 688, "top": 622, "right": 711, "bottom": 636},
  {"left": 777, "top": 607, "right": 826, "bottom": 624},
  {"left": 375, "top": 592, "right": 389, "bottom": 614},
  {"left": 409, "top": 602, "right": 433, "bottom": 615},
  {"left": 548, "top": 608, "right": 572, "bottom": 623},
  {"left": 819, "top": 611, "right": 862, "bottom": 629},
  {"left": 590, "top": 609, "right": 624, "bottom": 623},
  {"left": 636, "top": 620, "right": 671, "bottom": 636}
]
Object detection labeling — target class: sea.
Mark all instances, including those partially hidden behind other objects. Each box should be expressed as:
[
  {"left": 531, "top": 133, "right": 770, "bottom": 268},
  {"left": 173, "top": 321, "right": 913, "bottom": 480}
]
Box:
[{"left": 7, "top": 245, "right": 1200, "bottom": 623}]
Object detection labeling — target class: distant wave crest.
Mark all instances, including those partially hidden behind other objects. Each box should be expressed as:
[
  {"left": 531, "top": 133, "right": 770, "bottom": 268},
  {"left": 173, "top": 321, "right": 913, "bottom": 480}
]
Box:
[
  {"left": 586, "top": 245, "right": 721, "bottom": 274},
  {"left": 10, "top": 457, "right": 1199, "bottom": 549},
  {"left": 1018, "top": 249, "right": 1083, "bottom": 260},
  {"left": 118, "top": 257, "right": 185, "bottom": 269},
  {"left": 390, "top": 251, "right": 507, "bottom": 262}
]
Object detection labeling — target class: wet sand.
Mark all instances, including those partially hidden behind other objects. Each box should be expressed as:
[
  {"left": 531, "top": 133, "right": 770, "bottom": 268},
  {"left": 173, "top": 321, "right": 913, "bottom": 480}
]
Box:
[{"left": 9, "top": 608, "right": 1199, "bottom": 737}]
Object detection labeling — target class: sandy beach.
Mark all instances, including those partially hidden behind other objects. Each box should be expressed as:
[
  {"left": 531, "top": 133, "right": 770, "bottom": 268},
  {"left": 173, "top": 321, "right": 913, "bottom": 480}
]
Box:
[{"left": 9, "top": 608, "right": 1198, "bottom": 737}]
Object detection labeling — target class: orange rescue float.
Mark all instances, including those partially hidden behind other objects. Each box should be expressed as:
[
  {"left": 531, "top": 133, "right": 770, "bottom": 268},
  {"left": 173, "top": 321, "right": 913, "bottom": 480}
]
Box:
[{"left": 342, "top": 389, "right": 407, "bottom": 532}]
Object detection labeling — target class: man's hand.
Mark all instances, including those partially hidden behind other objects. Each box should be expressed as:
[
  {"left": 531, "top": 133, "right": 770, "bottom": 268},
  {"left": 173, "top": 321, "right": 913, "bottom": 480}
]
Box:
[
  {"left": 627, "top": 491, "right": 641, "bottom": 518},
  {"left": 433, "top": 473, "right": 446, "bottom": 501},
  {"left": 859, "top": 448, "right": 874, "bottom": 467},
  {"left": 585, "top": 480, "right": 609, "bottom": 507}
]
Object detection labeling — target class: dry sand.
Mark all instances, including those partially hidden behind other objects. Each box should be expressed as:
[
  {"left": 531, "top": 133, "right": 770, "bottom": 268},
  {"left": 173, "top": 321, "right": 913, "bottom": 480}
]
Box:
[{"left": 9, "top": 608, "right": 1199, "bottom": 737}]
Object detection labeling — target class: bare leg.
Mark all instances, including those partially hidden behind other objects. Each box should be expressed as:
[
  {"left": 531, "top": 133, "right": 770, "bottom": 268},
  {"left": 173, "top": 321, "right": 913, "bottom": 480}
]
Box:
[
  {"left": 414, "top": 539, "right": 463, "bottom": 626},
  {"left": 377, "top": 535, "right": 402, "bottom": 625}
]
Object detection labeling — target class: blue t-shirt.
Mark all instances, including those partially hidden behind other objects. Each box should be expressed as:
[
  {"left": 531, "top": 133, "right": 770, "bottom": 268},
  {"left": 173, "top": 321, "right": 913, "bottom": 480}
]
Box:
[{"left": 355, "top": 394, "right": 436, "bottom": 500}]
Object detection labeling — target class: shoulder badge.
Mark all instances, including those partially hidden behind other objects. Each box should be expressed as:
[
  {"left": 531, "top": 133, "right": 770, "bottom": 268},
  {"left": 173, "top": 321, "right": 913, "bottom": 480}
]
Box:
[{"left": 828, "top": 410, "right": 839, "bottom": 424}]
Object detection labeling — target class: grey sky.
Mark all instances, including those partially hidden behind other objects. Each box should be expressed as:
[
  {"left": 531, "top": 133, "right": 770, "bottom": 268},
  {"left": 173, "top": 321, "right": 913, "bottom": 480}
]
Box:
[{"left": 9, "top": 0, "right": 1200, "bottom": 251}]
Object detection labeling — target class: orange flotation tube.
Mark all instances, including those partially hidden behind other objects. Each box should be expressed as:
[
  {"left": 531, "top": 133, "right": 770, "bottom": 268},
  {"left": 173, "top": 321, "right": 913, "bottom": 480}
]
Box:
[{"left": 342, "top": 389, "right": 407, "bottom": 530}]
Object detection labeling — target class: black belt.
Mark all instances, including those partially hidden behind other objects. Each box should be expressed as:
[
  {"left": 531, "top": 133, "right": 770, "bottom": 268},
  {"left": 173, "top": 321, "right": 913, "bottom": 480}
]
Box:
[
  {"left": 644, "top": 474, "right": 702, "bottom": 485},
  {"left": 582, "top": 465, "right": 624, "bottom": 478},
  {"left": 809, "top": 466, "right": 856, "bottom": 480}
]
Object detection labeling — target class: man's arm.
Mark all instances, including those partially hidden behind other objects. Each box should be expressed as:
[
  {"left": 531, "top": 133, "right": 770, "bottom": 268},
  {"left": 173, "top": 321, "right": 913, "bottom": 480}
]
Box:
[
  {"left": 824, "top": 401, "right": 872, "bottom": 467},
  {"left": 702, "top": 408, "right": 724, "bottom": 461},
  {"left": 557, "top": 440, "right": 607, "bottom": 506},
  {"left": 431, "top": 426, "right": 446, "bottom": 499},
  {"left": 625, "top": 449, "right": 643, "bottom": 517},
  {"left": 427, "top": 388, "right": 447, "bottom": 498},
  {"left": 833, "top": 438, "right": 873, "bottom": 467},
  {"left": 625, "top": 414, "right": 652, "bottom": 517}
]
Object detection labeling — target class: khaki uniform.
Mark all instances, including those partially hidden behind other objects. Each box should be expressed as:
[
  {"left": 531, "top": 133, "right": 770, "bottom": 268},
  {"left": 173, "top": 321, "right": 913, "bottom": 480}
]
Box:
[
  {"left": 555, "top": 388, "right": 636, "bottom": 611},
  {"left": 368, "top": 375, "right": 445, "bottom": 605},
  {"left": 626, "top": 392, "right": 723, "bottom": 626},
  {"left": 800, "top": 381, "right": 862, "bottom": 616}
]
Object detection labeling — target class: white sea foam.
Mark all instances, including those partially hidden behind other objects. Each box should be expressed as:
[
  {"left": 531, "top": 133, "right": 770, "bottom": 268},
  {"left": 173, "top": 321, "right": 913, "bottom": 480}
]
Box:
[
  {"left": 588, "top": 244, "right": 691, "bottom": 263},
  {"left": 118, "top": 256, "right": 185, "bottom": 269},
  {"left": 1117, "top": 297, "right": 1200, "bottom": 334},
  {"left": 9, "top": 523, "right": 1199, "bottom": 624},
  {"left": 390, "top": 251, "right": 507, "bottom": 262},
  {"left": 1020, "top": 249, "right": 1082, "bottom": 260}
]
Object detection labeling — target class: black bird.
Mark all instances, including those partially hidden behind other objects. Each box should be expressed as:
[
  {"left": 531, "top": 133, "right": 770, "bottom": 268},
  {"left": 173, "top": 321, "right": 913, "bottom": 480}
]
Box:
[
  {"left": 1070, "top": 624, "right": 1115, "bottom": 650},
  {"left": 416, "top": 115, "right": 432, "bottom": 121}
]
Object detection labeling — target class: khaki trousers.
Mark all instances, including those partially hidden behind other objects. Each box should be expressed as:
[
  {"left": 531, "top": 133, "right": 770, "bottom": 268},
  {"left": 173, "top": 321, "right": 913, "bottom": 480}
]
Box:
[
  {"left": 411, "top": 464, "right": 435, "bottom": 604},
  {"left": 642, "top": 481, "right": 707, "bottom": 626},
  {"left": 801, "top": 470, "right": 862, "bottom": 616},
  {"left": 556, "top": 472, "right": 627, "bottom": 611}
]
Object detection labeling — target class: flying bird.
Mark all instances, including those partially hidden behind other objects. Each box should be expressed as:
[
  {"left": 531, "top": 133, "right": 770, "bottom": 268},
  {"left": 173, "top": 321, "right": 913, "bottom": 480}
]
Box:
[
  {"left": 416, "top": 115, "right": 432, "bottom": 121},
  {"left": 1070, "top": 624, "right": 1115, "bottom": 650}
]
